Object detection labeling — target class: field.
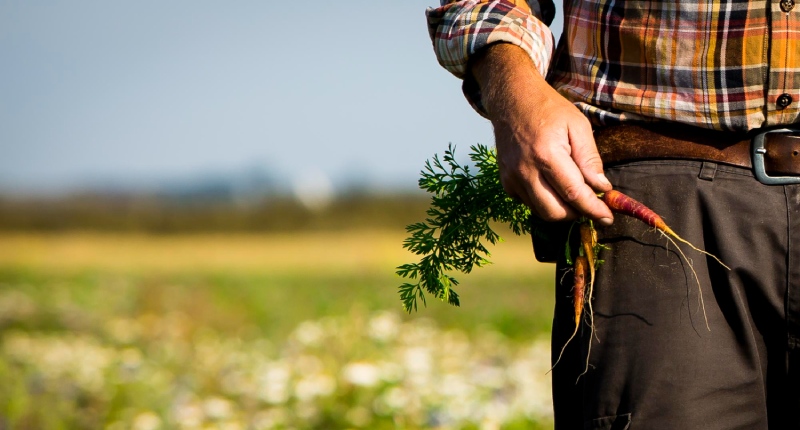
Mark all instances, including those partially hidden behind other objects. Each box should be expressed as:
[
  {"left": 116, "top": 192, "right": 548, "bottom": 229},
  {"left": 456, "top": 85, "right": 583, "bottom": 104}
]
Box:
[{"left": 0, "top": 230, "right": 557, "bottom": 429}]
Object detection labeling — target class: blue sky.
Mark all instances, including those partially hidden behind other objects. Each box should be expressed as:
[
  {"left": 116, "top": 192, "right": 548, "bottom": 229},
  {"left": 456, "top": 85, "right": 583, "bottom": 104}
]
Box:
[{"left": 0, "top": 1, "right": 561, "bottom": 194}]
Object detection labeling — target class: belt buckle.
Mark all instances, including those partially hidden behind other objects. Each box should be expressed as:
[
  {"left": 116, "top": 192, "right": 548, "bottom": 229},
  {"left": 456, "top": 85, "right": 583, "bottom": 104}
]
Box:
[{"left": 751, "top": 127, "right": 800, "bottom": 185}]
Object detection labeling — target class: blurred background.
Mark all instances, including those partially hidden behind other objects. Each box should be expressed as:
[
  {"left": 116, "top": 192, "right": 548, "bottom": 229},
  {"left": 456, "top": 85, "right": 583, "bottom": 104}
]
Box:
[{"left": 0, "top": 1, "right": 560, "bottom": 428}]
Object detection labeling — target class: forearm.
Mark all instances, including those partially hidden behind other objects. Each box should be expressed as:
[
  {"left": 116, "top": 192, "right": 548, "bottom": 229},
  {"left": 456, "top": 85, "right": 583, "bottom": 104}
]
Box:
[
  {"left": 467, "top": 43, "right": 614, "bottom": 224},
  {"left": 468, "top": 43, "right": 553, "bottom": 122}
]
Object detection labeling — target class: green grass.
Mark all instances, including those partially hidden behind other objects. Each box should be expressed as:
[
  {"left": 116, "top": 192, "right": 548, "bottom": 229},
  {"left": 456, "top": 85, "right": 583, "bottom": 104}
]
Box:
[
  {"left": 0, "top": 232, "right": 557, "bottom": 429},
  {"left": 0, "top": 267, "right": 555, "bottom": 342}
]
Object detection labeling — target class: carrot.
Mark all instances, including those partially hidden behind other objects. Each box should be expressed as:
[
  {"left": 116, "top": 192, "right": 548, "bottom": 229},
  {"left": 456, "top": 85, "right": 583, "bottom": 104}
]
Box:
[
  {"left": 550, "top": 255, "right": 589, "bottom": 373},
  {"left": 602, "top": 189, "right": 673, "bottom": 234},
  {"left": 579, "top": 222, "right": 597, "bottom": 285},
  {"left": 601, "top": 190, "right": 729, "bottom": 270},
  {"left": 572, "top": 256, "right": 587, "bottom": 327},
  {"left": 577, "top": 224, "right": 598, "bottom": 377}
]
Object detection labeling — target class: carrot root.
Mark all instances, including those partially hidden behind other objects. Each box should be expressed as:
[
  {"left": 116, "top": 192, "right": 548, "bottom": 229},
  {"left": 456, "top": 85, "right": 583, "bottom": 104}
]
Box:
[
  {"left": 662, "top": 226, "right": 730, "bottom": 270},
  {"left": 602, "top": 189, "right": 714, "bottom": 331},
  {"left": 662, "top": 232, "right": 710, "bottom": 330},
  {"left": 549, "top": 255, "right": 588, "bottom": 374}
]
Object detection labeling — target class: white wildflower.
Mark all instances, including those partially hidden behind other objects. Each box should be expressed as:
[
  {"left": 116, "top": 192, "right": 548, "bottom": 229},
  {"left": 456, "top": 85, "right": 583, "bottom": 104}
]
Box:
[
  {"left": 132, "top": 412, "right": 162, "bottom": 430},
  {"left": 472, "top": 363, "right": 506, "bottom": 389},
  {"left": 381, "top": 387, "right": 408, "bottom": 410},
  {"left": 342, "top": 362, "right": 381, "bottom": 387},
  {"left": 294, "top": 374, "right": 336, "bottom": 401},
  {"left": 259, "top": 364, "right": 291, "bottom": 404},
  {"left": 439, "top": 373, "right": 473, "bottom": 398},
  {"left": 368, "top": 311, "right": 400, "bottom": 342},
  {"left": 442, "top": 395, "right": 478, "bottom": 422},
  {"left": 203, "top": 396, "right": 233, "bottom": 420},
  {"left": 404, "top": 347, "right": 432, "bottom": 374},
  {"left": 173, "top": 402, "right": 204, "bottom": 428},
  {"left": 251, "top": 409, "right": 287, "bottom": 429},
  {"left": 292, "top": 320, "right": 324, "bottom": 347}
]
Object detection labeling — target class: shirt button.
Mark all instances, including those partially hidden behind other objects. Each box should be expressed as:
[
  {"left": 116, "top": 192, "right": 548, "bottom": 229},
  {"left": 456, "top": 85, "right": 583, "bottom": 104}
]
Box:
[
  {"left": 777, "top": 93, "right": 793, "bottom": 109},
  {"left": 781, "top": 0, "right": 795, "bottom": 12}
]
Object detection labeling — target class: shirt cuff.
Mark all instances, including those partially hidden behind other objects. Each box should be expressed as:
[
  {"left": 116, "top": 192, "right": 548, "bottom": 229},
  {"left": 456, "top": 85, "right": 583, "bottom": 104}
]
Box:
[{"left": 427, "top": 1, "right": 554, "bottom": 116}]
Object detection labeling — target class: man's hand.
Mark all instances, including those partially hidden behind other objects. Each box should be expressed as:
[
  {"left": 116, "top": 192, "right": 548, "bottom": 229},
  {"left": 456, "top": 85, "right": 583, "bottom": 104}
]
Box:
[{"left": 470, "top": 43, "right": 614, "bottom": 225}]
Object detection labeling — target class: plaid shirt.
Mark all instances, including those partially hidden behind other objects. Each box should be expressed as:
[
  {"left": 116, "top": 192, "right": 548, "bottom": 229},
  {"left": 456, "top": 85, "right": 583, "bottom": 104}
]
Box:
[{"left": 427, "top": 0, "right": 800, "bottom": 132}]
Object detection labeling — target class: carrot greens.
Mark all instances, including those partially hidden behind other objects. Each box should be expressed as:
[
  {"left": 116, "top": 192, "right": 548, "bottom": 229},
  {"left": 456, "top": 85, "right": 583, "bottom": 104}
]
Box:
[{"left": 396, "top": 144, "right": 532, "bottom": 312}]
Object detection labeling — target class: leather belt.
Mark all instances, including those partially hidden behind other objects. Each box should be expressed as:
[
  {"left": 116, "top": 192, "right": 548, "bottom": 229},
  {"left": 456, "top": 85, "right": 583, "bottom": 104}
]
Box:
[{"left": 594, "top": 123, "right": 800, "bottom": 181}]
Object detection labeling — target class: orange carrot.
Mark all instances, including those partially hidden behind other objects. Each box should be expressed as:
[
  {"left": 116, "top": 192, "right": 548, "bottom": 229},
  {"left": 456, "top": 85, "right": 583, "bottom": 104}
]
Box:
[
  {"left": 579, "top": 222, "right": 597, "bottom": 284},
  {"left": 572, "top": 256, "right": 587, "bottom": 327},
  {"left": 576, "top": 226, "right": 598, "bottom": 379},
  {"left": 550, "top": 255, "right": 589, "bottom": 373}
]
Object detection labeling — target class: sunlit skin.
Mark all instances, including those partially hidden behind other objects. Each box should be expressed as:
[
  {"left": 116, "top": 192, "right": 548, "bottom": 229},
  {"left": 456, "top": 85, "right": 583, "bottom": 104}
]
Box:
[{"left": 469, "top": 43, "right": 614, "bottom": 225}]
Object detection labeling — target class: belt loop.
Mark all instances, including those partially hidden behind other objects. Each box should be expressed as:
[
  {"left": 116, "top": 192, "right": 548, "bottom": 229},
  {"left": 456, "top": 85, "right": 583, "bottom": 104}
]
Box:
[{"left": 699, "top": 162, "right": 718, "bottom": 181}]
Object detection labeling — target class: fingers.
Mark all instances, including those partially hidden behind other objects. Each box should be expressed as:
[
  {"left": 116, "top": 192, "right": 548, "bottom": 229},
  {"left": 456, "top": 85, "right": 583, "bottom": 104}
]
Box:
[
  {"left": 569, "top": 123, "right": 613, "bottom": 193},
  {"left": 496, "top": 118, "right": 614, "bottom": 225},
  {"left": 527, "top": 173, "right": 580, "bottom": 221},
  {"left": 536, "top": 143, "right": 614, "bottom": 225},
  {"left": 501, "top": 165, "right": 578, "bottom": 221}
]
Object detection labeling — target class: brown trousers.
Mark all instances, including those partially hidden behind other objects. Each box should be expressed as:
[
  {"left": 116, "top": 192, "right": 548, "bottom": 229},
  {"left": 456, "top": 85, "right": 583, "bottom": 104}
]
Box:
[{"left": 551, "top": 160, "right": 800, "bottom": 429}]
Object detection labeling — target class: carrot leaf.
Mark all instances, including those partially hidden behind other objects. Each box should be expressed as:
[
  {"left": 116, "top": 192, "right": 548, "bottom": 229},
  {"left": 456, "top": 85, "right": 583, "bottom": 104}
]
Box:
[{"left": 396, "top": 144, "right": 534, "bottom": 312}]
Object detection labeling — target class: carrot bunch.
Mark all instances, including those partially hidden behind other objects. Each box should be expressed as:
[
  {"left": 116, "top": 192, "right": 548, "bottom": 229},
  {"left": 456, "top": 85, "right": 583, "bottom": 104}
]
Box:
[
  {"left": 399, "top": 145, "right": 729, "bottom": 357},
  {"left": 553, "top": 189, "right": 729, "bottom": 375},
  {"left": 552, "top": 220, "right": 605, "bottom": 373},
  {"left": 573, "top": 189, "right": 729, "bottom": 327}
]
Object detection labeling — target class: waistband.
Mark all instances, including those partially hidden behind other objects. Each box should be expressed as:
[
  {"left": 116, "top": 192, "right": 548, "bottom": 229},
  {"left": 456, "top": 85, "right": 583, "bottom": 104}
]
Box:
[{"left": 594, "top": 123, "right": 800, "bottom": 177}]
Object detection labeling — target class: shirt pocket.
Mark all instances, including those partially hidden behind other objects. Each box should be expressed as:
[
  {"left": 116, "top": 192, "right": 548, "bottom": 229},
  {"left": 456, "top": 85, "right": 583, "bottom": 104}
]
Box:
[{"left": 585, "top": 413, "right": 631, "bottom": 430}]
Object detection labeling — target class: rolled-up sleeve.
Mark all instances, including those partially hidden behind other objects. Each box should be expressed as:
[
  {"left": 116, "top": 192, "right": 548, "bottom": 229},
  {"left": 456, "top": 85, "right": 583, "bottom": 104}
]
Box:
[{"left": 426, "top": 0, "right": 555, "bottom": 116}]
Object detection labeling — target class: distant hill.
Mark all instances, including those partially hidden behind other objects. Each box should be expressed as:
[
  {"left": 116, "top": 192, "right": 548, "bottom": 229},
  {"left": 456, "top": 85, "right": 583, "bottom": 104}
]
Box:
[{"left": 0, "top": 190, "right": 430, "bottom": 233}]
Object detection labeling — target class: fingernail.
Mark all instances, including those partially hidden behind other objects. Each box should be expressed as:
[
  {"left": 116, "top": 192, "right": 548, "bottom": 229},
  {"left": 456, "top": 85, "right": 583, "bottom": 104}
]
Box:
[
  {"left": 598, "top": 217, "right": 613, "bottom": 226},
  {"left": 597, "top": 173, "right": 612, "bottom": 187}
]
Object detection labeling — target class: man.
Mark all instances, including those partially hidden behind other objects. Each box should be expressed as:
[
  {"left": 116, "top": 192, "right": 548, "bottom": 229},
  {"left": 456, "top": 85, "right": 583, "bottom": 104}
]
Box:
[{"left": 427, "top": 1, "right": 800, "bottom": 428}]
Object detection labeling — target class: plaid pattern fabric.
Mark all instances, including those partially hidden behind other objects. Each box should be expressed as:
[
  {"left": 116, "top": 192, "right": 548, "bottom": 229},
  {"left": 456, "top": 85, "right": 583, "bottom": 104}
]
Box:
[
  {"left": 427, "top": 0, "right": 800, "bottom": 131},
  {"left": 426, "top": 1, "right": 555, "bottom": 79}
]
